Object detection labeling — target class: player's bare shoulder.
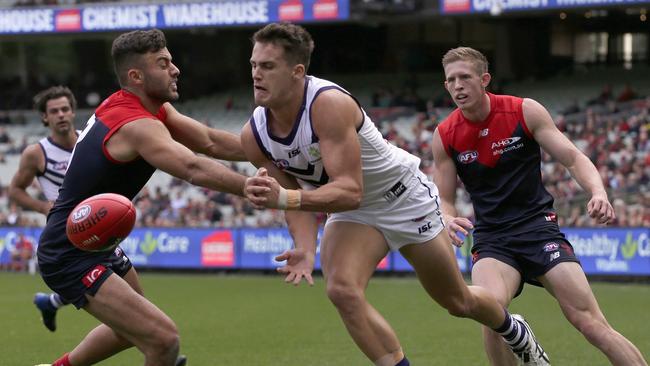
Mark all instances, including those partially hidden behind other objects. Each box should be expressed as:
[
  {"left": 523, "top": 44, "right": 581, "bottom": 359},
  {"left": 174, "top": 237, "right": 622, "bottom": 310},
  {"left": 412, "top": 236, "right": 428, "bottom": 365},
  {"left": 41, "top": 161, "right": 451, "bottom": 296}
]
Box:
[
  {"left": 240, "top": 120, "right": 266, "bottom": 163},
  {"left": 522, "top": 97, "right": 554, "bottom": 131},
  {"left": 311, "top": 88, "right": 361, "bottom": 131},
  {"left": 20, "top": 143, "right": 46, "bottom": 171}
]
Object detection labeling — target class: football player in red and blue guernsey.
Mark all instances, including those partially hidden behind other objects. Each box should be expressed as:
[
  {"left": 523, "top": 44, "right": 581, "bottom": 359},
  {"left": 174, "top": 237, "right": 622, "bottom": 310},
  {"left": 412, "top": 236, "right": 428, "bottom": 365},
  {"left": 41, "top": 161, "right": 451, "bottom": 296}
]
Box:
[
  {"left": 432, "top": 46, "right": 647, "bottom": 366},
  {"left": 36, "top": 29, "right": 253, "bottom": 366}
]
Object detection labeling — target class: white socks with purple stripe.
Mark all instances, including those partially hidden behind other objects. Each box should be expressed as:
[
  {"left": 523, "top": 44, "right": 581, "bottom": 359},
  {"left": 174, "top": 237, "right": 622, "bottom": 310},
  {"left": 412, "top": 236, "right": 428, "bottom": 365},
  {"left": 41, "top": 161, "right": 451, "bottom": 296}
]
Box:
[{"left": 494, "top": 310, "right": 529, "bottom": 353}]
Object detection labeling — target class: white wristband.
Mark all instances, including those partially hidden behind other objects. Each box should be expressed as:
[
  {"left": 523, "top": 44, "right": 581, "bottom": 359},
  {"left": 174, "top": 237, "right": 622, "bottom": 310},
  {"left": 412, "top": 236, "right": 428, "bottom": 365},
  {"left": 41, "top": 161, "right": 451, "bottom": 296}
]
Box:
[{"left": 277, "top": 187, "right": 288, "bottom": 210}]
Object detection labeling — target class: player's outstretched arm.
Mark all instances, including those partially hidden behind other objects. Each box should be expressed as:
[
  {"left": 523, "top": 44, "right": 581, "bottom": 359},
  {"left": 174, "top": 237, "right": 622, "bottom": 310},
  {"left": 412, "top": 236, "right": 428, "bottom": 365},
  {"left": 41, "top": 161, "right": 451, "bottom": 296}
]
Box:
[
  {"left": 241, "top": 122, "right": 318, "bottom": 286},
  {"left": 8, "top": 144, "right": 52, "bottom": 215},
  {"left": 431, "top": 129, "right": 473, "bottom": 246},
  {"left": 523, "top": 98, "right": 614, "bottom": 224},
  {"left": 163, "top": 103, "right": 246, "bottom": 161},
  {"left": 109, "top": 117, "right": 249, "bottom": 196}
]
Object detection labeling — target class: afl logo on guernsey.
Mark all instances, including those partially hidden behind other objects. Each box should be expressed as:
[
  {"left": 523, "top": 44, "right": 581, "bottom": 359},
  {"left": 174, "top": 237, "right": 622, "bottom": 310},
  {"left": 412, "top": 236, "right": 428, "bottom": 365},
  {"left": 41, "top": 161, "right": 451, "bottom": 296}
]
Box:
[
  {"left": 54, "top": 161, "right": 68, "bottom": 171},
  {"left": 71, "top": 204, "right": 92, "bottom": 223},
  {"left": 274, "top": 159, "right": 290, "bottom": 170},
  {"left": 458, "top": 151, "right": 478, "bottom": 164}
]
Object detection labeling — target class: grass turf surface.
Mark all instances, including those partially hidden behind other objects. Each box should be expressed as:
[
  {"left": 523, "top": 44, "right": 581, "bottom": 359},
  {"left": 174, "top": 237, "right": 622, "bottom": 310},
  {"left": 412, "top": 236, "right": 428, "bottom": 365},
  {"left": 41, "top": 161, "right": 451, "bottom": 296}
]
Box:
[{"left": 2, "top": 272, "right": 648, "bottom": 365}]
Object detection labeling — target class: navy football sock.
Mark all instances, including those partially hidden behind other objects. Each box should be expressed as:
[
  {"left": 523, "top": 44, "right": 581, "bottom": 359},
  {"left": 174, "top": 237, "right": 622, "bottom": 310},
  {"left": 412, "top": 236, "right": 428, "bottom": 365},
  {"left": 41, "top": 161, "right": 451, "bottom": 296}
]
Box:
[{"left": 395, "top": 357, "right": 410, "bottom": 366}]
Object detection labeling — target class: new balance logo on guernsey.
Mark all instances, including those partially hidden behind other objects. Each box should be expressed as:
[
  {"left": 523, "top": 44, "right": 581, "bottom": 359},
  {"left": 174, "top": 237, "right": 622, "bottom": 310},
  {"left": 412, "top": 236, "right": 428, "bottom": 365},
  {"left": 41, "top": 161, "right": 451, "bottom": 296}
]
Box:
[
  {"left": 544, "top": 213, "right": 557, "bottom": 222},
  {"left": 82, "top": 265, "right": 107, "bottom": 288},
  {"left": 479, "top": 128, "right": 489, "bottom": 138}
]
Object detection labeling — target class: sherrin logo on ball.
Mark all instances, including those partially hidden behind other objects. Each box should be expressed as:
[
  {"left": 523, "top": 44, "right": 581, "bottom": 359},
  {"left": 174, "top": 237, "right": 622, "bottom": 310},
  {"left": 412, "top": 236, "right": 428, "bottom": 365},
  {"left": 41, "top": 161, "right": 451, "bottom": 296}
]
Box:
[{"left": 66, "top": 193, "right": 136, "bottom": 252}]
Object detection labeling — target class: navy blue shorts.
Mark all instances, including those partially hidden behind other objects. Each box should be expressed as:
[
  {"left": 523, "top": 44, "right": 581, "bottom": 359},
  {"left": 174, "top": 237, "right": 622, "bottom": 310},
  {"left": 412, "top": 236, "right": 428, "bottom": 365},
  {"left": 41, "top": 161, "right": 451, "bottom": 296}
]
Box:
[
  {"left": 471, "top": 223, "right": 580, "bottom": 297},
  {"left": 40, "top": 246, "right": 133, "bottom": 309}
]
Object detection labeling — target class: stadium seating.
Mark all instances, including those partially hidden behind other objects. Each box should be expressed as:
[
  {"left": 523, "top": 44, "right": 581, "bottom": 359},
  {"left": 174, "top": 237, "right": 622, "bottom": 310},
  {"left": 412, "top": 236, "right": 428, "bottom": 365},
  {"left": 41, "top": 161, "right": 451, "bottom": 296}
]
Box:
[{"left": 0, "top": 70, "right": 648, "bottom": 228}]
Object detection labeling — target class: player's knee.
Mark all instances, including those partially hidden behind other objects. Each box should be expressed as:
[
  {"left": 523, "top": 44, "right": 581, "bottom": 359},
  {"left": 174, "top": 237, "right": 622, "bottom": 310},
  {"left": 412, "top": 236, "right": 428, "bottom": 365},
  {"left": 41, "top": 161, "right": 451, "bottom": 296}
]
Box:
[
  {"left": 326, "top": 282, "right": 364, "bottom": 311},
  {"left": 569, "top": 311, "right": 609, "bottom": 338},
  {"left": 443, "top": 296, "right": 473, "bottom": 318},
  {"left": 147, "top": 321, "right": 180, "bottom": 354}
]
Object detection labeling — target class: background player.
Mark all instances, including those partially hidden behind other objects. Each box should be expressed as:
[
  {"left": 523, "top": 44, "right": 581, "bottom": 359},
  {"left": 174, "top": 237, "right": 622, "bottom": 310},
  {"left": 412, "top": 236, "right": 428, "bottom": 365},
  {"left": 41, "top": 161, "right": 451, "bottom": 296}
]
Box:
[
  {"left": 9, "top": 86, "right": 77, "bottom": 216},
  {"left": 7, "top": 85, "right": 78, "bottom": 332},
  {"left": 432, "top": 46, "right": 647, "bottom": 366}
]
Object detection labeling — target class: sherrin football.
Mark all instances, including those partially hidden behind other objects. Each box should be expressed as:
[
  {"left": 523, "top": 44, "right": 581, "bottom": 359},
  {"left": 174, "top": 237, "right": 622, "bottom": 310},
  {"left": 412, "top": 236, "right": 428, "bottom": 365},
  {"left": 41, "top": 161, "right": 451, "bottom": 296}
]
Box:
[{"left": 66, "top": 193, "right": 136, "bottom": 252}]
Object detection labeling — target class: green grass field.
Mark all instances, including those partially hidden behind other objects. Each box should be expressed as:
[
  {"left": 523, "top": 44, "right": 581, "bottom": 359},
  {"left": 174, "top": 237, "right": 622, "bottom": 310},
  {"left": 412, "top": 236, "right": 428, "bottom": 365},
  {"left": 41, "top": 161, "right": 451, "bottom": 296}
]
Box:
[{"left": 2, "top": 272, "right": 648, "bottom": 365}]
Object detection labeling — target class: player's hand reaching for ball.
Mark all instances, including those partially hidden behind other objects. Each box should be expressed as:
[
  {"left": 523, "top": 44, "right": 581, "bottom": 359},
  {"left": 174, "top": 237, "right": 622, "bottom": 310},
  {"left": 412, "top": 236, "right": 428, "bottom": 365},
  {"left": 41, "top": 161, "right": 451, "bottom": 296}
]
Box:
[
  {"left": 244, "top": 167, "right": 281, "bottom": 209},
  {"left": 275, "top": 248, "right": 315, "bottom": 286}
]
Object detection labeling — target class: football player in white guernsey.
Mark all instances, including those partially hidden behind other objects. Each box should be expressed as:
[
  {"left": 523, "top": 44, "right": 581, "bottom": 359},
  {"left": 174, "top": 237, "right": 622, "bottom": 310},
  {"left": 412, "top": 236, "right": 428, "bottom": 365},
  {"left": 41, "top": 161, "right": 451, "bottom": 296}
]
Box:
[
  {"left": 9, "top": 86, "right": 78, "bottom": 333},
  {"left": 242, "top": 23, "right": 547, "bottom": 366},
  {"left": 9, "top": 86, "right": 77, "bottom": 215}
]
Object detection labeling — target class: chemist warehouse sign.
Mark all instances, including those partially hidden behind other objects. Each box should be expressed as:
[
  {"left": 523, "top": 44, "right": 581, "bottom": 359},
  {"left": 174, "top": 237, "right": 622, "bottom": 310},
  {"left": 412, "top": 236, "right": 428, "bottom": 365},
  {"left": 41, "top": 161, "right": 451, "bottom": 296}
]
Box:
[
  {"left": 441, "top": 0, "right": 650, "bottom": 14},
  {"left": 0, "top": 0, "right": 349, "bottom": 34}
]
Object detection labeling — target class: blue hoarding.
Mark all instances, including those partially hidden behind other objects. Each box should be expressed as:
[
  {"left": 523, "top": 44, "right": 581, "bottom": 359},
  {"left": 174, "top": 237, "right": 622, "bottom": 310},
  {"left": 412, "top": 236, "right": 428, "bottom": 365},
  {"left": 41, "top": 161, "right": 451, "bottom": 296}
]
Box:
[
  {"left": 0, "top": 0, "right": 349, "bottom": 35},
  {"left": 440, "top": 0, "right": 650, "bottom": 15},
  {"left": 564, "top": 228, "right": 650, "bottom": 275},
  {"left": 0, "top": 226, "right": 647, "bottom": 275}
]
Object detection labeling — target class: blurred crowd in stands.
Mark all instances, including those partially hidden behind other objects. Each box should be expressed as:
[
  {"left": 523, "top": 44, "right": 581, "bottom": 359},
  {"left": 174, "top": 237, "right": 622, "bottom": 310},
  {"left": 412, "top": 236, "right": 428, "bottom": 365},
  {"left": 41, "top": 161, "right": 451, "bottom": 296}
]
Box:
[
  {"left": 371, "top": 83, "right": 650, "bottom": 228},
  {"left": 0, "top": 84, "right": 647, "bottom": 228}
]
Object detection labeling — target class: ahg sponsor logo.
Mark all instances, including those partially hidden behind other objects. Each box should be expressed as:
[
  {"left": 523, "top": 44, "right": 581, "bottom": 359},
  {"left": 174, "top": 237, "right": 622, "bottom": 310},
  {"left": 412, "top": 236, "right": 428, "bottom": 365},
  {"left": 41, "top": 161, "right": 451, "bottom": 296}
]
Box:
[
  {"left": 491, "top": 137, "right": 521, "bottom": 149},
  {"left": 491, "top": 137, "right": 523, "bottom": 156}
]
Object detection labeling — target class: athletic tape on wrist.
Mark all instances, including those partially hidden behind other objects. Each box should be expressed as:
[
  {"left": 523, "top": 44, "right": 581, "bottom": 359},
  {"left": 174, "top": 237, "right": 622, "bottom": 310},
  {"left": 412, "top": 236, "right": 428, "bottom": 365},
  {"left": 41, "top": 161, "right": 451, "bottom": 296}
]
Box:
[{"left": 285, "top": 189, "right": 301, "bottom": 210}]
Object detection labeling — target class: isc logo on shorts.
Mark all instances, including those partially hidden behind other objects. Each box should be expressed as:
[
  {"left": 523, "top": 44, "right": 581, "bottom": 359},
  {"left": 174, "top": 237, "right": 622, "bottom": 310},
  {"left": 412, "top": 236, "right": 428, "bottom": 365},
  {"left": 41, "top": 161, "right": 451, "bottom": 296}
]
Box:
[
  {"left": 417, "top": 221, "right": 433, "bottom": 234},
  {"left": 82, "top": 264, "right": 107, "bottom": 288}
]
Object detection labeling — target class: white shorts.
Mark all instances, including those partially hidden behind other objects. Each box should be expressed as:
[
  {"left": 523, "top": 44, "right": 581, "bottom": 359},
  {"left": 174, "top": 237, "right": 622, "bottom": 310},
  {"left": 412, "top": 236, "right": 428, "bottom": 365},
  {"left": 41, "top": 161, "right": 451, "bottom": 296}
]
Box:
[{"left": 326, "top": 171, "right": 445, "bottom": 251}]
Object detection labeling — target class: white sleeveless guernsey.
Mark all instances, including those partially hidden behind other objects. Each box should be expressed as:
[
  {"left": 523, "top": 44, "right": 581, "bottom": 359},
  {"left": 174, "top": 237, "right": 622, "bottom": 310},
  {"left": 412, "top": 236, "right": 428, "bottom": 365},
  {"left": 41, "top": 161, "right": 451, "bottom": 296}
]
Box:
[
  {"left": 250, "top": 76, "right": 422, "bottom": 208},
  {"left": 37, "top": 137, "right": 73, "bottom": 201}
]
